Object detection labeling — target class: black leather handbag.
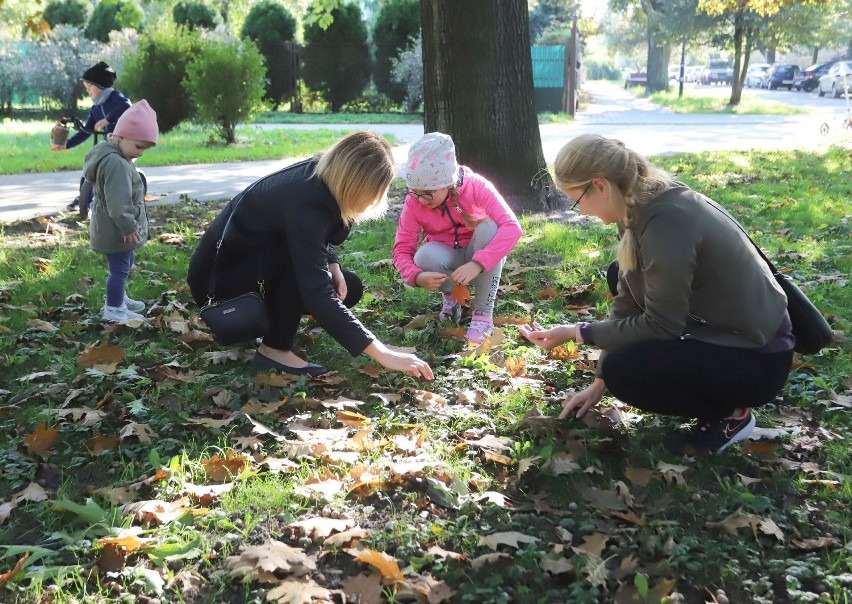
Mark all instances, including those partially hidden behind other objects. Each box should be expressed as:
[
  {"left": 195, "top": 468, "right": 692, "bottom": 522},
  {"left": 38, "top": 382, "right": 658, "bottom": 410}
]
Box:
[
  {"left": 198, "top": 187, "right": 269, "bottom": 345},
  {"left": 200, "top": 292, "right": 269, "bottom": 346},
  {"left": 708, "top": 200, "right": 833, "bottom": 354}
]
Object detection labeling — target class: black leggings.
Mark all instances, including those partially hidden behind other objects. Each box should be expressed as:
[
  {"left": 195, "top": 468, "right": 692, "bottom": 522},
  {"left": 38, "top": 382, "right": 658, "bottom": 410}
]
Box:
[
  {"left": 600, "top": 340, "right": 793, "bottom": 420},
  {"left": 600, "top": 261, "right": 793, "bottom": 420},
  {"left": 188, "top": 254, "right": 363, "bottom": 351}
]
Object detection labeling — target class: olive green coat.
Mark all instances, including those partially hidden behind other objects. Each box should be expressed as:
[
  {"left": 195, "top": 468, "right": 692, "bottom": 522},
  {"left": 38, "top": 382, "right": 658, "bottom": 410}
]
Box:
[{"left": 84, "top": 142, "right": 148, "bottom": 254}]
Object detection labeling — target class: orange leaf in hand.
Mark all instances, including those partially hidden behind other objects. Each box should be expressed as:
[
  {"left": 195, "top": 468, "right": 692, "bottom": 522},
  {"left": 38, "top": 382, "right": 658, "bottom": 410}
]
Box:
[{"left": 450, "top": 284, "right": 472, "bottom": 307}]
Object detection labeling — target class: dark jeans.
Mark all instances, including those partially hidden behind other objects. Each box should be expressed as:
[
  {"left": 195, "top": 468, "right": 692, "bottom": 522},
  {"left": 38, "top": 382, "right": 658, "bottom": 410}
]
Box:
[
  {"left": 188, "top": 253, "right": 363, "bottom": 351},
  {"left": 601, "top": 261, "right": 793, "bottom": 420},
  {"left": 105, "top": 250, "right": 134, "bottom": 307}
]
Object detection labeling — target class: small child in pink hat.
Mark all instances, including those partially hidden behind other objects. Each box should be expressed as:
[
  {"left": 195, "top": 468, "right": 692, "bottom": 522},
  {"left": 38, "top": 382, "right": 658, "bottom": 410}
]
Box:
[
  {"left": 84, "top": 100, "right": 159, "bottom": 322},
  {"left": 392, "top": 132, "right": 523, "bottom": 343}
]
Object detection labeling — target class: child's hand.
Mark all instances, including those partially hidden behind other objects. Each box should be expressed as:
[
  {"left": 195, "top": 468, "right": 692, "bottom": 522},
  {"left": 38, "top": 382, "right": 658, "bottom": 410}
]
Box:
[
  {"left": 123, "top": 231, "right": 141, "bottom": 245},
  {"left": 519, "top": 322, "right": 574, "bottom": 350},
  {"left": 415, "top": 271, "right": 448, "bottom": 291},
  {"left": 451, "top": 262, "right": 483, "bottom": 286}
]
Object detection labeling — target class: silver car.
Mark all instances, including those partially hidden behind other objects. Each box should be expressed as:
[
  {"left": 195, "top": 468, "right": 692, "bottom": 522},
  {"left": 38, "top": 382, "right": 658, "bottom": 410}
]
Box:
[
  {"left": 818, "top": 61, "right": 850, "bottom": 98},
  {"left": 745, "top": 63, "right": 771, "bottom": 88}
]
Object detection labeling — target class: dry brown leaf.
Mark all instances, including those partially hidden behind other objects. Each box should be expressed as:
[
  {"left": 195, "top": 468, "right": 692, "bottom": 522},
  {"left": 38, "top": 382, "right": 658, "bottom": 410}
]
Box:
[
  {"left": 181, "top": 482, "right": 235, "bottom": 506},
  {"left": 450, "top": 283, "right": 472, "bottom": 306},
  {"left": 97, "top": 535, "right": 152, "bottom": 572},
  {"left": 792, "top": 536, "right": 840, "bottom": 550},
  {"left": 14, "top": 483, "right": 48, "bottom": 504},
  {"left": 201, "top": 452, "right": 250, "bottom": 482},
  {"left": 323, "top": 527, "right": 370, "bottom": 549},
  {"left": 337, "top": 409, "right": 370, "bottom": 427},
  {"left": 77, "top": 342, "right": 125, "bottom": 370},
  {"left": 426, "top": 545, "right": 466, "bottom": 562},
  {"left": 404, "top": 314, "right": 430, "bottom": 330},
  {"left": 624, "top": 465, "right": 654, "bottom": 487},
  {"left": 340, "top": 573, "right": 383, "bottom": 604},
  {"left": 572, "top": 532, "right": 611, "bottom": 557},
  {"left": 119, "top": 422, "right": 157, "bottom": 443},
  {"left": 348, "top": 549, "right": 404, "bottom": 584},
  {"left": 27, "top": 319, "right": 57, "bottom": 332},
  {"left": 706, "top": 508, "right": 757, "bottom": 536},
  {"left": 470, "top": 552, "right": 512, "bottom": 570},
  {"left": 23, "top": 422, "right": 59, "bottom": 457},
  {"left": 504, "top": 357, "right": 526, "bottom": 376},
  {"left": 226, "top": 540, "right": 316, "bottom": 584},
  {"left": 759, "top": 517, "right": 785, "bottom": 541},
  {"left": 537, "top": 286, "right": 560, "bottom": 300},
  {"left": 55, "top": 407, "right": 106, "bottom": 427},
  {"left": 86, "top": 432, "right": 120, "bottom": 454},
  {"left": 398, "top": 573, "right": 455, "bottom": 604},
  {"left": 291, "top": 517, "right": 355, "bottom": 540},
  {"left": 267, "top": 578, "right": 340, "bottom": 604},
  {"left": 0, "top": 501, "right": 17, "bottom": 525},
  {"left": 541, "top": 556, "right": 575, "bottom": 576},
  {"left": 479, "top": 531, "right": 540, "bottom": 550},
  {"left": 655, "top": 461, "right": 689, "bottom": 485},
  {"left": 122, "top": 498, "right": 193, "bottom": 525},
  {"left": 544, "top": 452, "right": 580, "bottom": 475},
  {"left": 296, "top": 477, "right": 345, "bottom": 502}
]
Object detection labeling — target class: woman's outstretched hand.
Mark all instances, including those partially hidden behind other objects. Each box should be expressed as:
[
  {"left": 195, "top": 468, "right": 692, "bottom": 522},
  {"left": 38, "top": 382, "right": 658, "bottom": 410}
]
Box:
[
  {"left": 364, "top": 341, "right": 434, "bottom": 380},
  {"left": 518, "top": 322, "right": 575, "bottom": 350},
  {"left": 560, "top": 378, "right": 606, "bottom": 419}
]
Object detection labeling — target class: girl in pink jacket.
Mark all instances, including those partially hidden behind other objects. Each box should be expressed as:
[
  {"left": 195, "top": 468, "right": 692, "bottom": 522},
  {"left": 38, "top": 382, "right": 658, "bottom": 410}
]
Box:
[{"left": 393, "top": 132, "right": 522, "bottom": 343}]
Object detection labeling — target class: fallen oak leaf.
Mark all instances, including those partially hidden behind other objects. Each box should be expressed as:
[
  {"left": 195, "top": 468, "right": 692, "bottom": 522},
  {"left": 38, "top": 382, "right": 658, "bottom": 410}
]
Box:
[
  {"left": 450, "top": 283, "right": 472, "bottom": 307},
  {"left": 0, "top": 553, "right": 29, "bottom": 589},
  {"left": 791, "top": 536, "right": 840, "bottom": 550},
  {"left": 226, "top": 540, "right": 316, "bottom": 583},
  {"left": 266, "top": 578, "right": 341, "bottom": 604},
  {"left": 470, "top": 552, "right": 512, "bottom": 570},
  {"left": 23, "top": 422, "right": 59, "bottom": 457},
  {"left": 77, "top": 342, "right": 124, "bottom": 370},
  {"left": 479, "top": 531, "right": 540, "bottom": 551},
  {"left": 340, "top": 573, "right": 382, "bottom": 604},
  {"left": 347, "top": 549, "right": 404, "bottom": 584}
]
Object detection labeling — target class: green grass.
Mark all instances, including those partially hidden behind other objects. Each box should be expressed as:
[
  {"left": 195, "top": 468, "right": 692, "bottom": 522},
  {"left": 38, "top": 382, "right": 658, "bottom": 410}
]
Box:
[
  {"left": 0, "top": 121, "right": 385, "bottom": 175},
  {"left": 0, "top": 147, "right": 850, "bottom": 603},
  {"left": 647, "top": 90, "right": 809, "bottom": 114}
]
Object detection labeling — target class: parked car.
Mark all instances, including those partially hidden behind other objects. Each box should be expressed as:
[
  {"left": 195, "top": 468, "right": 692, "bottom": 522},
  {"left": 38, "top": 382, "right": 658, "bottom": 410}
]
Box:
[
  {"left": 624, "top": 71, "right": 647, "bottom": 88},
  {"left": 817, "top": 61, "right": 851, "bottom": 98},
  {"left": 668, "top": 65, "right": 681, "bottom": 82},
  {"left": 685, "top": 65, "right": 704, "bottom": 83},
  {"left": 700, "top": 59, "right": 734, "bottom": 85},
  {"left": 793, "top": 61, "right": 837, "bottom": 92},
  {"left": 745, "top": 63, "right": 771, "bottom": 88},
  {"left": 761, "top": 63, "right": 800, "bottom": 90}
]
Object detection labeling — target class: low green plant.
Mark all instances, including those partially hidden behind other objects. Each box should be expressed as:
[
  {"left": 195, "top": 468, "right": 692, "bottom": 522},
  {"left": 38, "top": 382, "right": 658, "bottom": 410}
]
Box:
[{"left": 647, "top": 89, "right": 809, "bottom": 114}]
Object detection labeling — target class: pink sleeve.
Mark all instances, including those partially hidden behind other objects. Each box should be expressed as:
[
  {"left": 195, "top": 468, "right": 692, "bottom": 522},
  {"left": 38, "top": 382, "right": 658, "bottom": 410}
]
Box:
[
  {"left": 468, "top": 177, "right": 523, "bottom": 272},
  {"left": 392, "top": 199, "right": 424, "bottom": 285}
]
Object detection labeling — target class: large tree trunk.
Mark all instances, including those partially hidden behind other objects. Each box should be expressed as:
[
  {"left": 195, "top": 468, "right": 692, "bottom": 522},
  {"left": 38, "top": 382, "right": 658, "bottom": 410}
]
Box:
[
  {"left": 420, "top": 0, "right": 558, "bottom": 214},
  {"left": 645, "top": 38, "right": 670, "bottom": 92}
]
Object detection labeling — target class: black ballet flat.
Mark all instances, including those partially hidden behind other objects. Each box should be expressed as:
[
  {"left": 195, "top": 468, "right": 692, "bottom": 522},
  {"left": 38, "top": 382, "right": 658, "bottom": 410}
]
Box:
[{"left": 252, "top": 351, "right": 328, "bottom": 376}]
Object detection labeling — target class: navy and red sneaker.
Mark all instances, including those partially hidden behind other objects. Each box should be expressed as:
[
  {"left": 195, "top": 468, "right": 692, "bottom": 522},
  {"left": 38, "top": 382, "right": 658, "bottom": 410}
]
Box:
[{"left": 680, "top": 408, "right": 756, "bottom": 454}]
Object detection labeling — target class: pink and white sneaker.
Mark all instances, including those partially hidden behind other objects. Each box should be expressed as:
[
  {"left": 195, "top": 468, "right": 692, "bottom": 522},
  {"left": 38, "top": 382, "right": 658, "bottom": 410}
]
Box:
[
  {"left": 439, "top": 295, "right": 461, "bottom": 322},
  {"left": 465, "top": 311, "right": 494, "bottom": 344}
]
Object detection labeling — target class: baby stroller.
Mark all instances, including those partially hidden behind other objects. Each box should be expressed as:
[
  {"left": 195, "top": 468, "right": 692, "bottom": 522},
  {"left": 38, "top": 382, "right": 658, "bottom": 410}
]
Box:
[{"left": 52, "top": 116, "right": 147, "bottom": 220}]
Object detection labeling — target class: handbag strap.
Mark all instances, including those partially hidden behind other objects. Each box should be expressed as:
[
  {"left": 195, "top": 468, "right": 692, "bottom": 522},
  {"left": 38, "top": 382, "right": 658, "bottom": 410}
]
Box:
[{"left": 205, "top": 181, "right": 264, "bottom": 304}]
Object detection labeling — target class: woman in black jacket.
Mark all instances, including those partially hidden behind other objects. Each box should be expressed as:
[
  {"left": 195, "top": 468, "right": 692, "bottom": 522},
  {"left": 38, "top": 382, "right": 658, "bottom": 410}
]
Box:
[{"left": 188, "top": 131, "right": 433, "bottom": 380}]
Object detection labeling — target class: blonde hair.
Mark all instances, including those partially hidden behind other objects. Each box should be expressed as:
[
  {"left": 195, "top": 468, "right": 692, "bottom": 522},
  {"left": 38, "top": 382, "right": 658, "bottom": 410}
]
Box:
[
  {"left": 554, "top": 134, "right": 673, "bottom": 272},
  {"left": 314, "top": 131, "right": 395, "bottom": 224}
]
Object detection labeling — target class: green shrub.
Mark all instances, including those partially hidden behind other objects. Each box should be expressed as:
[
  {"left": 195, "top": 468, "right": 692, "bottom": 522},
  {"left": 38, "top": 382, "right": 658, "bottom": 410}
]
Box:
[
  {"left": 120, "top": 25, "right": 201, "bottom": 132},
  {"left": 372, "top": 0, "right": 419, "bottom": 106},
  {"left": 240, "top": 0, "right": 297, "bottom": 110},
  {"left": 43, "top": 0, "right": 91, "bottom": 29},
  {"left": 302, "top": 1, "right": 370, "bottom": 113},
  {"left": 340, "top": 88, "right": 396, "bottom": 113},
  {"left": 184, "top": 36, "right": 266, "bottom": 143},
  {"left": 172, "top": 0, "right": 219, "bottom": 31},
  {"left": 585, "top": 59, "right": 621, "bottom": 81},
  {"left": 85, "top": 0, "right": 143, "bottom": 42}
]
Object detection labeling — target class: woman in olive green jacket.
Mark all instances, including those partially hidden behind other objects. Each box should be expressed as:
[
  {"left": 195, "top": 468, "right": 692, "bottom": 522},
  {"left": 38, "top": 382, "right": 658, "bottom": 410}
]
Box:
[{"left": 521, "top": 134, "right": 794, "bottom": 453}]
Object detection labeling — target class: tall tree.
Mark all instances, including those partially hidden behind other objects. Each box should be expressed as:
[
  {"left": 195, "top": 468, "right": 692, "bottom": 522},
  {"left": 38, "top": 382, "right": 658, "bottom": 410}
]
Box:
[
  {"left": 420, "top": 0, "right": 557, "bottom": 213},
  {"left": 698, "top": 0, "right": 839, "bottom": 106}
]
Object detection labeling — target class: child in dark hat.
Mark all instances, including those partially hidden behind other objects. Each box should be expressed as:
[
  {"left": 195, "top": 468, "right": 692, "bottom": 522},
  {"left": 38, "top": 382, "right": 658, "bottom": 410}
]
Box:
[{"left": 52, "top": 61, "right": 132, "bottom": 215}]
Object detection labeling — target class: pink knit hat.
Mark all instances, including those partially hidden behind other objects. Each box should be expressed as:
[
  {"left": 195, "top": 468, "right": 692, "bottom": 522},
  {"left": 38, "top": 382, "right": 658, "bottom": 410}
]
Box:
[
  {"left": 113, "top": 100, "right": 159, "bottom": 144},
  {"left": 403, "top": 132, "right": 459, "bottom": 190}
]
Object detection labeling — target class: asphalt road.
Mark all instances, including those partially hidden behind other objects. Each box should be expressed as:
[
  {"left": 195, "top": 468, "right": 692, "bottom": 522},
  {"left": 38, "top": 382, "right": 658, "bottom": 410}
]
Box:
[{"left": 1, "top": 80, "right": 848, "bottom": 223}]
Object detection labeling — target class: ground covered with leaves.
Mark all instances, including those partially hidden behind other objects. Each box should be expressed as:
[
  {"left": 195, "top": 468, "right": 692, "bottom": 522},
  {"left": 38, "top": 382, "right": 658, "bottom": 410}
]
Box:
[{"left": 0, "top": 147, "right": 850, "bottom": 604}]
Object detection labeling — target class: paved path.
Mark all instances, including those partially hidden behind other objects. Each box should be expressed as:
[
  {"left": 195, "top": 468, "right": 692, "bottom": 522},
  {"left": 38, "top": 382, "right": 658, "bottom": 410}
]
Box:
[{"left": 1, "top": 81, "right": 846, "bottom": 223}]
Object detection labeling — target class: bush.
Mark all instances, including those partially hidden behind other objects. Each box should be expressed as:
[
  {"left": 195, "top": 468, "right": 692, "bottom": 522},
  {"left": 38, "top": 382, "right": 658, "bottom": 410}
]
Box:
[
  {"left": 372, "top": 0, "right": 419, "bottom": 106},
  {"left": 30, "top": 25, "right": 102, "bottom": 113},
  {"left": 585, "top": 59, "right": 621, "bottom": 81},
  {"left": 391, "top": 34, "right": 422, "bottom": 113},
  {"left": 184, "top": 36, "right": 266, "bottom": 143},
  {"left": 240, "top": 0, "right": 297, "bottom": 110},
  {"left": 340, "top": 88, "right": 396, "bottom": 113},
  {"left": 120, "top": 24, "right": 201, "bottom": 132},
  {"left": 43, "top": 0, "right": 91, "bottom": 29},
  {"left": 85, "top": 0, "right": 143, "bottom": 42},
  {"left": 302, "top": 2, "right": 370, "bottom": 113},
  {"left": 0, "top": 42, "right": 37, "bottom": 114},
  {"left": 173, "top": 0, "right": 219, "bottom": 31}
]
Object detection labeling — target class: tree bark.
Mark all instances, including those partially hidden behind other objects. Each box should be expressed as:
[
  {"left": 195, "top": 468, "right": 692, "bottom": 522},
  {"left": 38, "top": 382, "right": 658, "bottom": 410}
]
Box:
[
  {"left": 420, "top": 0, "right": 559, "bottom": 214},
  {"left": 645, "top": 37, "right": 670, "bottom": 92}
]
